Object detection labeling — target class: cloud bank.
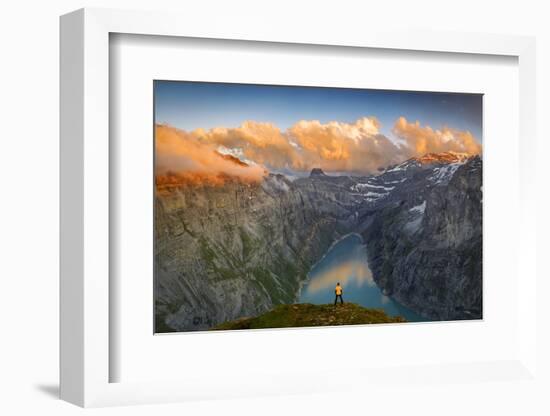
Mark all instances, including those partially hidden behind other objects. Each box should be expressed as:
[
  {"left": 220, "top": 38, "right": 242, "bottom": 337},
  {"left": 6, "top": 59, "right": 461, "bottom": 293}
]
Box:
[
  {"left": 392, "top": 116, "right": 482, "bottom": 156},
  {"left": 155, "top": 124, "right": 266, "bottom": 186},
  {"left": 155, "top": 116, "right": 481, "bottom": 183}
]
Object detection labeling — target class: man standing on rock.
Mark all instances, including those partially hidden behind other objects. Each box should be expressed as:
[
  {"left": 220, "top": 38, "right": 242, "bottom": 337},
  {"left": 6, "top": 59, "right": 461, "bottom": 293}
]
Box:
[{"left": 334, "top": 282, "right": 344, "bottom": 305}]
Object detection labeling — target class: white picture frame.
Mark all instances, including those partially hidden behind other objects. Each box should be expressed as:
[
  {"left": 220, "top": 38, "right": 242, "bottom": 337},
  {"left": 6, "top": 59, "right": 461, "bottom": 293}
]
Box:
[{"left": 60, "top": 7, "right": 538, "bottom": 407}]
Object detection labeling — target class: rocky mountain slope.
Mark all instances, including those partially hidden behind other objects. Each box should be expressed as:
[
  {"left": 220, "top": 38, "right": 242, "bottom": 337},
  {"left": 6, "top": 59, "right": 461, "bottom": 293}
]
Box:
[
  {"left": 361, "top": 154, "right": 483, "bottom": 320},
  {"left": 155, "top": 172, "right": 357, "bottom": 331},
  {"left": 155, "top": 151, "right": 482, "bottom": 331}
]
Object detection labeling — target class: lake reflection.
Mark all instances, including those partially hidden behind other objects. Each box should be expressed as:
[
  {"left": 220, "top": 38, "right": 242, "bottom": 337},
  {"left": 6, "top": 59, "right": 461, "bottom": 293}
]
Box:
[{"left": 299, "top": 233, "right": 425, "bottom": 322}]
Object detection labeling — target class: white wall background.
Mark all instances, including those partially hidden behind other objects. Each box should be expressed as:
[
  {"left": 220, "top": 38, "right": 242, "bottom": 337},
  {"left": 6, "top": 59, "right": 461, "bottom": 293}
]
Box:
[{"left": 0, "top": 1, "right": 548, "bottom": 415}]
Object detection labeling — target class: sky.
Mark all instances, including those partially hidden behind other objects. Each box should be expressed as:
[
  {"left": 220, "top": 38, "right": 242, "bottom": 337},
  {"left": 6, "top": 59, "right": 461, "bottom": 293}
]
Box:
[
  {"left": 154, "top": 80, "right": 483, "bottom": 180},
  {"left": 155, "top": 81, "right": 482, "bottom": 142}
]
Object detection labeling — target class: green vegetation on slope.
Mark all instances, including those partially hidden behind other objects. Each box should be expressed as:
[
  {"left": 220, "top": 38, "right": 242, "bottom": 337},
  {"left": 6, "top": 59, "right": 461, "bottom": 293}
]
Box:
[{"left": 213, "top": 303, "right": 406, "bottom": 330}]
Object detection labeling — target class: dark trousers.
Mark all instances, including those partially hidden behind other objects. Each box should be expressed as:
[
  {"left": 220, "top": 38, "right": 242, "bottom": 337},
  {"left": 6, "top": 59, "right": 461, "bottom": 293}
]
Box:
[{"left": 334, "top": 294, "right": 344, "bottom": 305}]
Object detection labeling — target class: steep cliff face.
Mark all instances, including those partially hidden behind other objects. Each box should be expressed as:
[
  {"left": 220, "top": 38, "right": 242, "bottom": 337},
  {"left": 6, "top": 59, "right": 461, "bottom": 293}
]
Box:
[
  {"left": 362, "top": 156, "right": 482, "bottom": 320},
  {"left": 155, "top": 172, "right": 356, "bottom": 331},
  {"left": 155, "top": 153, "right": 483, "bottom": 331}
]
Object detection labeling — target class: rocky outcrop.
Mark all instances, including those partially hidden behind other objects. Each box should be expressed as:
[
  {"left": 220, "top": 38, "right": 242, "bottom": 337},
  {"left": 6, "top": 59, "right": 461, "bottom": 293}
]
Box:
[{"left": 309, "top": 168, "right": 328, "bottom": 177}]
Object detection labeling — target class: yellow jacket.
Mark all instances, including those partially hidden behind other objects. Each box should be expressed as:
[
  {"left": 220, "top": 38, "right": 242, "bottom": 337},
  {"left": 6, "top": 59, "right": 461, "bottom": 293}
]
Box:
[{"left": 335, "top": 285, "right": 342, "bottom": 295}]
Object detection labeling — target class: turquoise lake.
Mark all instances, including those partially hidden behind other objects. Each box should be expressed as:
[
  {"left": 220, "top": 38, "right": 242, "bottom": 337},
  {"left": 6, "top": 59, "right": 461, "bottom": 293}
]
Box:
[{"left": 298, "top": 233, "right": 426, "bottom": 322}]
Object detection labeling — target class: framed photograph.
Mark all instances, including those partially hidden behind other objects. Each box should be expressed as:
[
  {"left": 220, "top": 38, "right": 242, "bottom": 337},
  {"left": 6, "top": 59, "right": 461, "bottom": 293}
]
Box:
[
  {"left": 153, "top": 80, "right": 483, "bottom": 333},
  {"left": 60, "top": 8, "right": 538, "bottom": 407}
]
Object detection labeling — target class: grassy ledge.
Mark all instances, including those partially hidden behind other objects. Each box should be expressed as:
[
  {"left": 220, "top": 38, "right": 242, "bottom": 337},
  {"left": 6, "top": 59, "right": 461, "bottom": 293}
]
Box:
[{"left": 212, "top": 303, "right": 406, "bottom": 330}]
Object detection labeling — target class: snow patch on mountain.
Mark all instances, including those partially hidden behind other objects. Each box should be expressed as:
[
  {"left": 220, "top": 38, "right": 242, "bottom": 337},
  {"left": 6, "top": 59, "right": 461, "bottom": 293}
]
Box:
[
  {"left": 428, "top": 163, "right": 462, "bottom": 185},
  {"left": 351, "top": 183, "right": 394, "bottom": 192},
  {"left": 409, "top": 201, "right": 426, "bottom": 214}
]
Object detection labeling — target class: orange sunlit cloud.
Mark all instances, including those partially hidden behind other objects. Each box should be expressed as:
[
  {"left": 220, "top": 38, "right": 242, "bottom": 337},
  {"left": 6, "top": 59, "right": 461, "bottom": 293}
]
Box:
[
  {"left": 392, "top": 116, "right": 482, "bottom": 156},
  {"left": 155, "top": 116, "right": 482, "bottom": 183},
  {"left": 155, "top": 124, "right": 266, "bottom": 186},
  {"left": 197, "top": 121, "right": 304, "bottom": 170},
  {"left": 288, "top": 117, "right": 403, "bottom": 173}
]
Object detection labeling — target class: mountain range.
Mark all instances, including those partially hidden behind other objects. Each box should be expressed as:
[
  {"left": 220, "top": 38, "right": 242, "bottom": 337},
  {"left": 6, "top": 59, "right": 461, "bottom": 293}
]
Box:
[{"left": 155, "top": 151, "right": 482, "bottom": 331}]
